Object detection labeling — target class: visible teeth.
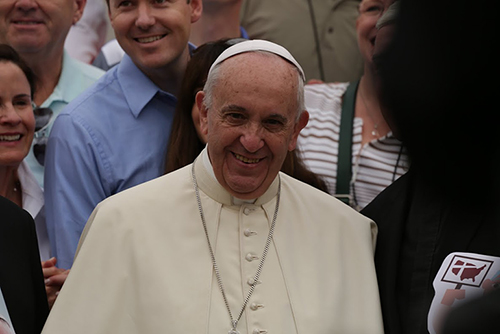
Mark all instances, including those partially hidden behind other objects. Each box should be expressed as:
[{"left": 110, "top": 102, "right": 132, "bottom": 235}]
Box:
[
  {"left": 235, "top": 154, "right": 260, "bottom": 164},
  {"left": 137, "top": 35, "right": 163, "bottom": 43},
  {"left": 0, "top": 134, "right": 21, "bottom": 142}
]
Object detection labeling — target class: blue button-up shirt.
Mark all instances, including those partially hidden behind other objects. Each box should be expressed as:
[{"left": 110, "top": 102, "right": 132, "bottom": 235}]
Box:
[{"left": 44, "top": 54, "right": 177, "bottom": 269}]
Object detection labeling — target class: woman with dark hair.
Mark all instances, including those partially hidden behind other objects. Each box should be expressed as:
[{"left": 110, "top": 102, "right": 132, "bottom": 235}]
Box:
[
  {"left": 0, "top": 44, "right": 67, "bottom": 310},
  {"left": 165, "top": 38, "right": 328, "bottom": 192},
  {"left": 0, "top": 44, "right": 49, "bottom": 334}
]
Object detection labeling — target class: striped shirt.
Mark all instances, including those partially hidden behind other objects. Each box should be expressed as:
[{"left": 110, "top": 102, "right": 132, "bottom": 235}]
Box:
[{"left": 298, "top": 82, "right": 409, "bottom": 210}]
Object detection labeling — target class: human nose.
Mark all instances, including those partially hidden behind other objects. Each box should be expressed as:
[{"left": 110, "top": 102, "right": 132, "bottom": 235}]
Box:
[
  {"left": 0, "top": 104, "right": 23, "bottom": 126},
  {"left": 14, "top": 0, "right": 38, "bottom": 10},
  {"left": 239, "top": 123, "right": 265, "bottom": 153},
  {"left": 135, "top": 3, "right": 155, "bottom": 29}
]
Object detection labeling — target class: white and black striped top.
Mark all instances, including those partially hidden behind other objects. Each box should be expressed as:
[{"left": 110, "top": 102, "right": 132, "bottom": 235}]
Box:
[{"left": 297, "top": 82, "right": 409, "bottom": 210}]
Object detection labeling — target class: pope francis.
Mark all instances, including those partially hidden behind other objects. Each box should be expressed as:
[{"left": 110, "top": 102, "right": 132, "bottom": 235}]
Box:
[{"left": 41, "top": 40, "right": 384, "bottom": 334}]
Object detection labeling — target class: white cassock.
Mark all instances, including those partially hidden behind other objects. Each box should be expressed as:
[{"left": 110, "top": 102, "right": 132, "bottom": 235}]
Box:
[{"left": 42, "top": 148, "right": 383, "bottom": 334}]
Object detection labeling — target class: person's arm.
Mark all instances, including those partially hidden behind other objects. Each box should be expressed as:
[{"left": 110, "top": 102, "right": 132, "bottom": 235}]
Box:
[{"left": 44, "top": 112, "right": 109, "bottom": 270}]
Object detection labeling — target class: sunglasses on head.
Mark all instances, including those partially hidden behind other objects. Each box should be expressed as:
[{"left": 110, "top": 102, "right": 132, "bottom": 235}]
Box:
[{"left": 33, "top": 107, "right": 54, "bottom": 166}]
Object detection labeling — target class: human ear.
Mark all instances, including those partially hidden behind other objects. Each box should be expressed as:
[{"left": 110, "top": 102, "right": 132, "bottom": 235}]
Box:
[
  {"left": 196, "top": 91, "right": 209, "bottom": 137},
  {"left": 288, "top": 110, "right": 309, "bottom": 151},
  {"left": 73, "top": 0, "right": 87, "bottom": 25},
  {"left": 190, "top": 0, "right": 203, "bottom": 24}
]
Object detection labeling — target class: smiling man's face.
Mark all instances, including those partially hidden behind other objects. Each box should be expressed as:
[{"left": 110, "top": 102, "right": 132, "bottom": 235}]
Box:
[
  {"left": 0, "top": 0, "right": 85, "bottom": 56},
  {"left": 108, "top": 0, "right": 201, "bottom": 74},
  {"left": 197, "top": 52, "right": 308, "bottom": 200}
]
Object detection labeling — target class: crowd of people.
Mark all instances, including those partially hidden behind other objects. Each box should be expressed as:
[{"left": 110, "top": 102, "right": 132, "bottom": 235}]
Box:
[{"left": 0, "top": 0, "right": 497, "bottom": 334}]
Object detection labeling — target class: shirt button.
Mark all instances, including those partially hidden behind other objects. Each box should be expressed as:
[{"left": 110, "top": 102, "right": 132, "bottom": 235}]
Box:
[
  {"left": 245, "top": 253, "right": 259, "bottom": 262},
  {"left": 243, "top": 207, "right": 252, "bottom": 215},
  {"left": 244, "top": 229, "right": 256, "bottom": 237}
]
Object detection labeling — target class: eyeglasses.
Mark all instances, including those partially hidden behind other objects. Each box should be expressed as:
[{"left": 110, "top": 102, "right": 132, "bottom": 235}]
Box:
[{"left": 33, "top": 107, "right": 54, "bottom": 166}]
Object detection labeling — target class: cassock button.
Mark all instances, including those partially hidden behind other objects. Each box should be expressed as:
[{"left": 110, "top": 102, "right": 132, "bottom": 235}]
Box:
[
  {"left": 247, "top": 278, "right": 261, "bottom": 286},
  {"left": 244, "top": 229, "right": 257, "bottom": 237},
  {"left": 250, "top": 303, "right": 264, "bottom": 311},
  {"left": 245, "top": 253, "right": 259, "bottom": 262},
  {"left": 253, "top": 329, "right": 268, "bottom": 334},
  {"left": 243, "top": 207, "right": 252, "bottom": 215}
]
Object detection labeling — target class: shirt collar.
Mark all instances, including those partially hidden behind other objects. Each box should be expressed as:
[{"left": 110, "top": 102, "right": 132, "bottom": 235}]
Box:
[
  {"left": 117, "top": 54, "right": 177, "bottom": 118},
  {"left": 17, "top": 161, "right": 44, "bottom": 218}
]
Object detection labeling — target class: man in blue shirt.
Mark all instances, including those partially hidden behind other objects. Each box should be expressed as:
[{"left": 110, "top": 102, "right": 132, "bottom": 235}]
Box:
[{"left": 44, "top": 0, "right": 203, "bottom": 270}]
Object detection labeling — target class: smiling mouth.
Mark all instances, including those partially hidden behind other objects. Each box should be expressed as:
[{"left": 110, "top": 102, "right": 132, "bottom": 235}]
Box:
[
  {"left": 135, "top": 35, "right": 166, "bottom": 43},
  {"left": 13, "top": 21, "right": 41, "bottom": 25},
  {"left": 234, "top": 153, "right": 261, "bottom": 164},
  {"left": 0, "top": 134, "right": 21, "bottom": 142}
]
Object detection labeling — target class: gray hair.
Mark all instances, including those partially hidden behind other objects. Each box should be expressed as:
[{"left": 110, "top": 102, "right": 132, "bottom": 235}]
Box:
[{"left": 203, "top": 51, "right": 305, "bottom": 122}]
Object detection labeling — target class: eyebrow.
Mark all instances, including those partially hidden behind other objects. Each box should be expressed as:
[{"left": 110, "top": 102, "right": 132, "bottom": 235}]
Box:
[
  {"left": 267, "top": 113, "right": 288, "bottom": 123},
  {"left": 220, "top": 104, "right": 247, "bottom": 113}
]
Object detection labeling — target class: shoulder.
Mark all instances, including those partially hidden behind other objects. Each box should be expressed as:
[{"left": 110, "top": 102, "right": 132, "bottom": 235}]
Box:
[
  {"left": 74, "top": 61, "right": 106, "bottom": 82},
  {"left": 0, "top": 197, "right": 37, "bottom": 250},
  {"left": 63, "top": 54, "right": 105, "bottom": 83},
  {"left": 55, "top": 66, "right": 121, "bottom": 121},
  {"left": 0, "top": 196, "right": 33, "bottom": 228},
  {"left": 280, "top": 172, "right": 370, "bottom": 223},
  {"left": 305, "top": 82, "right": 349, "bottom": 116},
  {"left": 278, "top": 173, "right": 376, "bottom": 248},
  {"left": 95, "top": 165, "right": 192, "bottom": 215}
]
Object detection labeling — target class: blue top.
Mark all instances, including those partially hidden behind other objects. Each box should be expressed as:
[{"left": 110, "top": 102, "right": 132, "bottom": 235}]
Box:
[
  {"left": 44, "top": 54, "right": 177, "bottom": 269},
  {"left": 25, "top": 51, "right": 104, "bottom": 187}
]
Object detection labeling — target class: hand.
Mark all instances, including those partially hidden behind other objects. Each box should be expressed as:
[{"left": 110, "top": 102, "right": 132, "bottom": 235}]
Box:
[
  {"left": 41, "top": 257, "right": 70, "bottom": 309},
  {"left": 440, "top": 288, "right": 466, "bottom": 306}
]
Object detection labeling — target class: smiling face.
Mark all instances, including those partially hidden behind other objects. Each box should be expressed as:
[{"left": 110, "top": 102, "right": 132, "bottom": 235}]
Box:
[
  {"left": 0, "top": 0, "right": 85, "bottom": 56},
  {"left": 108, "top": 0, "right": 201, "bottom": 75},
  {"left": 356, "top": 0, "right": 386, "bottom": 64},
  {"left": 197, "top": 52, "right": 308, "bottom": 199},
  {"left": 0, "top": 61, "right": 35, "bottom": 167}
]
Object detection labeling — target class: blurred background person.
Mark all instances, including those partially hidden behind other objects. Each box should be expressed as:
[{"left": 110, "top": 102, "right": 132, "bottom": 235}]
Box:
[
  {"left": 361, "top": 1, "right": 500, "bottom": 333},
  {"left": 297, "top": 0, "right": 407, "bottom": 210},
  {"left": 240, "top": 0, "right": 363, "bottom": 82},
  {"left": 190, "top": 0, "right": 247, "bottom": 46},
  {"left": 0, "top": 44, "right": 66, "bottom": 310},
  {"left": 0, "top": 0, "right": 105, "bottom": 187},
  {"left": 64, "top": 0, "right": 110, "bottom": 64},
  {"left": 165, "top": 38, "right": 328, "bottom": 192}
]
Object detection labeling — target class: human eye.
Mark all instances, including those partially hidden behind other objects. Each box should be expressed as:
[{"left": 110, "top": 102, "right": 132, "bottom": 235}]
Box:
[
  {"left": 225, "top": 112, "right": 246, "bottom": 124},
  {"left": 263, "top": 117, "right": 286, "bottom": 132},
  {"left": 13, "top": 96, "right": 32, "bottom": 108},
  {"left": 360, "top": 2, "right": 383, "bottom": 15},
  {"left": 117, "top": 0, "right": 133, "bottom": 8}
]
